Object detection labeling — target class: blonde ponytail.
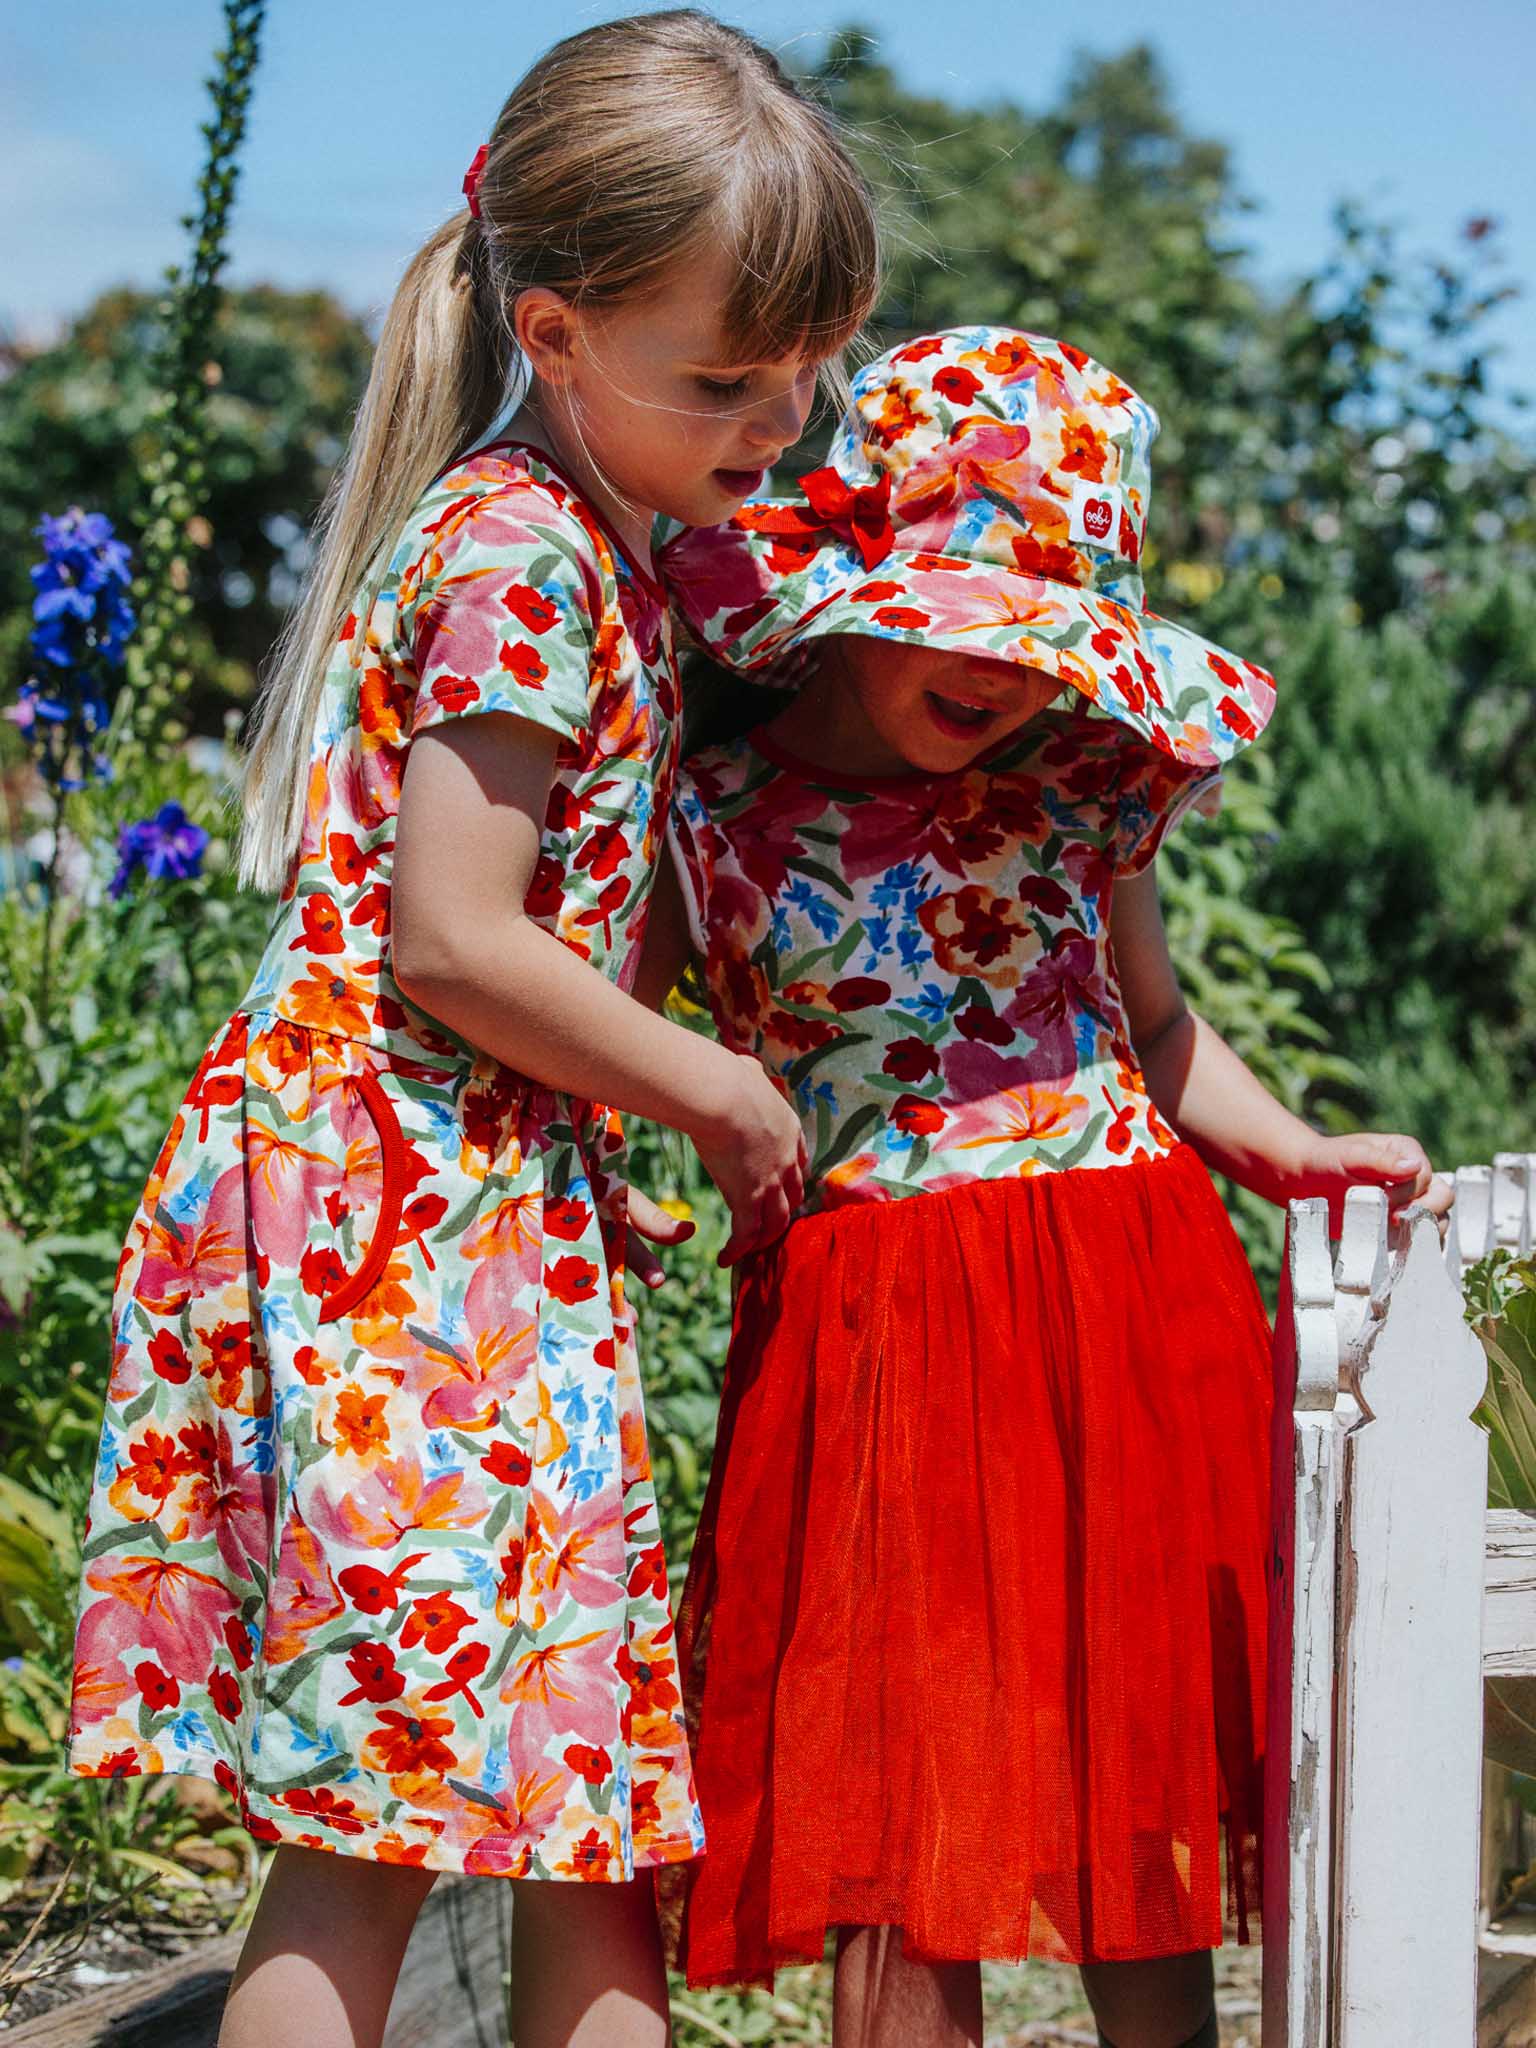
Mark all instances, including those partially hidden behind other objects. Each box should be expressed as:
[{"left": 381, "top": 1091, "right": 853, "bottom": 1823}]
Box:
[
  {"left": 239, "top": 9, "right": 879, "bottom": 895},
  {"left": 238, "top": 215, "right": 506, "bottom": 891}
]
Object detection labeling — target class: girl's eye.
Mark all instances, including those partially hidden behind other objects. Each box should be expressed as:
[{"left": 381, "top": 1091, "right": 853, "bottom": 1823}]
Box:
[{"left": 697, "top": 375, "right": 751, "bottom": 401}]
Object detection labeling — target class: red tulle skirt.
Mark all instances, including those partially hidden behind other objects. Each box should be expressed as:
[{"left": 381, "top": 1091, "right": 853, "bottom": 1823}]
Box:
[{"left": 669, "top": 1147, "right": 1272, "bottom": 1986}]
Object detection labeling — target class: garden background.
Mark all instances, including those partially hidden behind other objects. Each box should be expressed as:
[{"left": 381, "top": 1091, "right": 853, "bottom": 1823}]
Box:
[{"left": 2, "top": 2, "right": 1534, "bottom": 2038}]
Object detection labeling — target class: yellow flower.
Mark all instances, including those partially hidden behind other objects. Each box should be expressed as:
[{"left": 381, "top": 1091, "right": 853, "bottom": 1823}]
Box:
[{"left": 657, "top": 1198, "right": 694, "bottom": 1223}]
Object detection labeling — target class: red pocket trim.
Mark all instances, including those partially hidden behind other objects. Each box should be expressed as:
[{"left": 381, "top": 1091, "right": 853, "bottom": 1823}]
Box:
[{"left": 318, "top": 1067, "right": 408, "bottom": 1325}]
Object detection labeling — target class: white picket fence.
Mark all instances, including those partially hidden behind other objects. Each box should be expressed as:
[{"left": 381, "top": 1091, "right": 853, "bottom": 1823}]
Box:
[{"left": 1265, "top": 1155, "right": 1536, "bottom": 2046}]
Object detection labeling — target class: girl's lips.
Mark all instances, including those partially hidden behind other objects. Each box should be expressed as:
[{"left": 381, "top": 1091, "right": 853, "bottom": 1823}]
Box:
[
  {"left": 924, "top": 690, "right": 998, "bottom": 739},
  {"left": 713, "top": 466, "right": 766, "bottom": 496}
]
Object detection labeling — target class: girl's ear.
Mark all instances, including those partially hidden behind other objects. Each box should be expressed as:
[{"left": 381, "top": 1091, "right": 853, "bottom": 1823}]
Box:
[{"left": 514, "top": 288, "right": 580, "bottom": 389}]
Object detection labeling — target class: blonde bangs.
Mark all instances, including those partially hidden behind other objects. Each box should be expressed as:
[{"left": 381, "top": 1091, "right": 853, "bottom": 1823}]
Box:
[{"left": 714, "top": 121, "right": 880, "bottom": 368}]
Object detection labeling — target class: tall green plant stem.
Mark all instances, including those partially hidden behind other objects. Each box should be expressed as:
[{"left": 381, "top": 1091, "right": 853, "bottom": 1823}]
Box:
[{"left": 111, "top": 0, "right": 266, "bottom": 781}]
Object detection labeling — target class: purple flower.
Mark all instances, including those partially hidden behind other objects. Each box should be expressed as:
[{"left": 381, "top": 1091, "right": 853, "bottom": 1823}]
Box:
[
  {"left": 12, "top": 508, "right": 135, "bottom": 786},
  {"left": 109, "top": 804, "right": 209, "bottom": 898}
]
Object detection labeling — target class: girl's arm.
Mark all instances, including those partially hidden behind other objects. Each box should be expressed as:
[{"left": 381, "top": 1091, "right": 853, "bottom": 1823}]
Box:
[
  {"left": 392, "top": 714, "right": 803, "bottom": 1263},
  {"left": 629, "top": 847, "right": 696, "bottom": 1013},
  {"left": 1109, "top": 864, "right": 1449, "bottom": 1225}
]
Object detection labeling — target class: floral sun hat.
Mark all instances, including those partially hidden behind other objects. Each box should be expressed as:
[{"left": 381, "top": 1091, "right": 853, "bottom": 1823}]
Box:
[{"left": 661, "top": 325, "right": 1276, "bottom": 768}]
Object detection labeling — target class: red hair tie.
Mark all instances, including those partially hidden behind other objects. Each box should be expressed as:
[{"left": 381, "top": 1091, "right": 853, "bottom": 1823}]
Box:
[
  {"left": 462, "top": 143, "right": 489, "bottom": 220},
  {"left": 800, "top": 467, "right": 896, "bottom": 570}
]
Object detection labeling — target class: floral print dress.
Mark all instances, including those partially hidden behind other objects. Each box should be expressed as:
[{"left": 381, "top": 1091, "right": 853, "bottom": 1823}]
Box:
[
  {"left": 671, "top": 704, "right": 1215, "bottom": 1205},
  {"left": 68, "top": 443, "right": 704, "bottom": 1880}
]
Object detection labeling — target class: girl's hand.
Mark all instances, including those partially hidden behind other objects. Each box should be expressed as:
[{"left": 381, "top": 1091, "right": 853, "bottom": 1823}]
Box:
[
  {"left": 1295, "top": 1133, "right": 1454, "bottom": 1233},
  {"left": 625, "top": 1187, "right": 697, "bottom": 1292},
  {"left": 688, "top": 1054, "right": 807, "bottom": 1268}
]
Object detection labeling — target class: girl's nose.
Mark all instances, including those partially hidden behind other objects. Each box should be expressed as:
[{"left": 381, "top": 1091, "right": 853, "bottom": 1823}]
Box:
[{"left": 744, "top": 370, "right": 817, "bottom": 453}]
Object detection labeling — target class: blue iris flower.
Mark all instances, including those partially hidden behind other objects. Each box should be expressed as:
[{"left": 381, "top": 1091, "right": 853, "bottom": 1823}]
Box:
[
  {"left": 10, "top": 510, "right": 134, "bottom": 787},
  {"left": 160, "top": 1158, "right": 220, "bottom": 1226},
  {"left": 784, "top": 877, "right": 840, "bottom": 940},
  {"left": 553, "top": 1380, "right": 589, "bottom": 1427},
  {"left": 242, "top": 1407, "right": 278, "bottom": 1475},
  {"left": 95, "top": 1425, "right": 120, "bottom": 1489},
  {"left": 452, "top": 1548, "right": 500, "bottom": 1607},
  {"left": 870, "top": 861, "right": 926, "bottom": 910},
  {"left": 539, "top": 1321, "right": 580, "bottom": 1368},
  {"left": 167, "top": 1710, "right": 215, "bottom": 1755},
  {"left": 109, "top": 803, "right": 210, "bottom": 898},
  {"left": 898, "top": 982, "right": 951, "bottom": 1026}
]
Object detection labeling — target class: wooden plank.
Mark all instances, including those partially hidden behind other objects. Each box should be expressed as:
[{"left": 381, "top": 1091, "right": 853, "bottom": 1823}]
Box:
[
  {"left": 2, "top": 1935, "right": 244, "bottom": 2048},
  {"left": 1263, "top": 1197, "right": 1342, "bottom": 2048},
  {"left": 3, "top": 1876, "right": 509, "bottom": 2048},
  {"left": 1333, "top": 1203, "right": 1490, "bottom": 2047},
  {"left": 1486, "top": 1511, "right": 1536, "bottom": 1677}
]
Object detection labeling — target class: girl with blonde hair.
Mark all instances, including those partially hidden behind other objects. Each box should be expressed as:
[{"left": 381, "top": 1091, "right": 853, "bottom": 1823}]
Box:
[{"left": 67, "top": 15, "right": 878, "bottom": 2046}]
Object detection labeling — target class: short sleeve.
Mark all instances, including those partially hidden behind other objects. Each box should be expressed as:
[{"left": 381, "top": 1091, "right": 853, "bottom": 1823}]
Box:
[
  {"left": 1115, "top": 744, "right": 1223, "bottom": 874},
  {"left": 667, "top": 773, "right": 718, "bottom": 959},
  {"left": 408, "top": 487, "right": 598, "bottom": 745}
]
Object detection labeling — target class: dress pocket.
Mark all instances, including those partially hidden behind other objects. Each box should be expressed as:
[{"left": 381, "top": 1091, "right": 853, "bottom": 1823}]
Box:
[{"left": 318, "top": 1065, "right": 408, "bottom": 1325}]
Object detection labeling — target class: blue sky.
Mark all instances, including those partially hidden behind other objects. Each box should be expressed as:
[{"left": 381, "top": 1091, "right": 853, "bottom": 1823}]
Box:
[{"left": 5, "top": 0, "right": 1533, "bottom": 403}]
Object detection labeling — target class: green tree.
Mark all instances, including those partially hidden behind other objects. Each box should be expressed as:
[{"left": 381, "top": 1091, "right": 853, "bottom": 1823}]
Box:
[{"left": 0, "top": 286, "right": 371, "bottom": 728}]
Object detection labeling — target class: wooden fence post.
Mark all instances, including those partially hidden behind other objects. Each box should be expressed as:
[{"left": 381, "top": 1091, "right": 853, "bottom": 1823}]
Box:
[
  {"left": 1332, "top": 1196, "right": 1489, "bottom": 2046},
  {"left": 1264, "top": 1196, "right": 1344, "bottom": 2048}
]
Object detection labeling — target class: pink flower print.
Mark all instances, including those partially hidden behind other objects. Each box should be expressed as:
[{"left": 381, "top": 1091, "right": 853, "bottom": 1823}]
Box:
[
  {"left": 503, "top": 1621, "right": 623, "bottom": 1741},
  {"left": 462, "top": 1734, "right": 571, "bottom": 1878},
  {"left": 179, "top": 1417, "right": 273, "bottom": 1580},
  {"left": 407, "top": 1263, "right": 538, "bottom": 1432},
  {"left": 263, "top": 1511, "right": 347, "bottom": 1665},
  {"left": 134, "top": 1163, "right": 248, "bottom": 1315},
  {"left": 244, "top": 1119, "right": 344, "bottom": 1272},
  {"left": 306, "top": 1454, "right": 487, "bottom": 1552},
  {"left": 523, "top": 1490, "right": 625, "bottom": 1618},
  {"left": 1005, "top": 930, "right": 1109, "bottom": 1053},
  {"left": 80, "top": 1553, "right": 239, "bottom": 1683}
]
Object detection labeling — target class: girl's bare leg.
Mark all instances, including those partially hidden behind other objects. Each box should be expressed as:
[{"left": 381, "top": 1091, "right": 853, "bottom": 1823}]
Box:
[
  {"left": 833, "top": 1925, "right": 983, "bottom": 2048},
  {"left": 219, "top": 1844, "right": 436, "bottom": 2048},
  {"left": 1079, "top": 1950, "right": 1217, "bottom": 2048},
  {"left": 509, "top": 1875, "right": 671, "bottom": 2048}
]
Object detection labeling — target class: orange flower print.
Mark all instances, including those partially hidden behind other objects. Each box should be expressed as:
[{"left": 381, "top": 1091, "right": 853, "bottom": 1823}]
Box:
[
  {"left": 557, "top": 1824, "right": 618, "bottom": 1879},
  {"left": 366, "top": 1709, "right": 457, "bottom": 1778},
  {"left": 917, "top": 885, "right": 1035, "bottom": 988},
  {"left": 331, "top": 1385, "right": 392, "bottom": 1459},
  {"left": 864, "top": 385, "right": 928, "bottom": 449},
  {"left": 1057, "top": 418, "right": 1108, "bottom": 481}
]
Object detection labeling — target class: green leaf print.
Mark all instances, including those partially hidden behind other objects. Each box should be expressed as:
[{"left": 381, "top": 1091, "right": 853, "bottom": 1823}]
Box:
[
  {"left": 447, "top": 1774, "right": 508, "bottom": 1814},
  {"left": 783, "top": 854, "right": 856, "bottom": 900},
  {"left": 830, "top": 921, "right": 867, "bottom": 973},
  {"left": 482, "top": 1488, "right": 514, "bottom": 1547},
  {"left": 1049, "top": 1111, "right": 1110, "bottom": 1172},
  {"left": 814, "top": 1101, "right": 887, "bottom": 1180},
  {"left": 786, "top": 1034, "right": 868, "bottom": 1092}
]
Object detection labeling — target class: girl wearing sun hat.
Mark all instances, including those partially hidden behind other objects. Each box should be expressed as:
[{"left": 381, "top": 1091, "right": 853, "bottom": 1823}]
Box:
[{"left": 646, "top": 327, "right": 1447, "bottom": 2047}]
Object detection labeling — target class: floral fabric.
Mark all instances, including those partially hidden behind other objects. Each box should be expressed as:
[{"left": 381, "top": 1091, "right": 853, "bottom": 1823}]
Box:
[
  {"left": 660, "top": 327, "right": 1277, "bottom": 772},
  {"left": 672, "top": 705, "right": 1215, "bottom": 1208},
  {"left": 69, "top": 442, "right": 703, "bottom": 1879}
]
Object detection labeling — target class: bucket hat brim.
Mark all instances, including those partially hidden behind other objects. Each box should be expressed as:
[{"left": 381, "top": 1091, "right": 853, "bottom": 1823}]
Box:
[{"left": 662, "top": 516, "right": 1276, "bottom": 771}]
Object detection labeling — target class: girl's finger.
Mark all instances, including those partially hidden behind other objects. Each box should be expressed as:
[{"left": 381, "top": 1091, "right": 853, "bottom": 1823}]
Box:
[
  {"left": 625, "top": 1228, "right": 667, "bottom": 1291},
  {"left": 627, "top": 1186, "right": 696, "bottom": 1246}
]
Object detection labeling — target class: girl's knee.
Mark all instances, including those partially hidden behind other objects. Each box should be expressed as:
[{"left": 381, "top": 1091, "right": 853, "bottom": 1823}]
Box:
[
  {"left": 258, "top": 1844, "right": 437, "bottom": 1929},
  {"left": 1081, "top": 1950, "right": 1215, "bottom": 2048}
]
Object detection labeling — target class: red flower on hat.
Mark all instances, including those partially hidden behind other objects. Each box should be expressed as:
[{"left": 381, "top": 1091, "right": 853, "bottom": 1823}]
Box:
[
  {"left": 800, "top": 467, "right": 896, "bottom": 570},
  {"left": 933, "top": 366, "right": 984, "bottom": 407}
]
